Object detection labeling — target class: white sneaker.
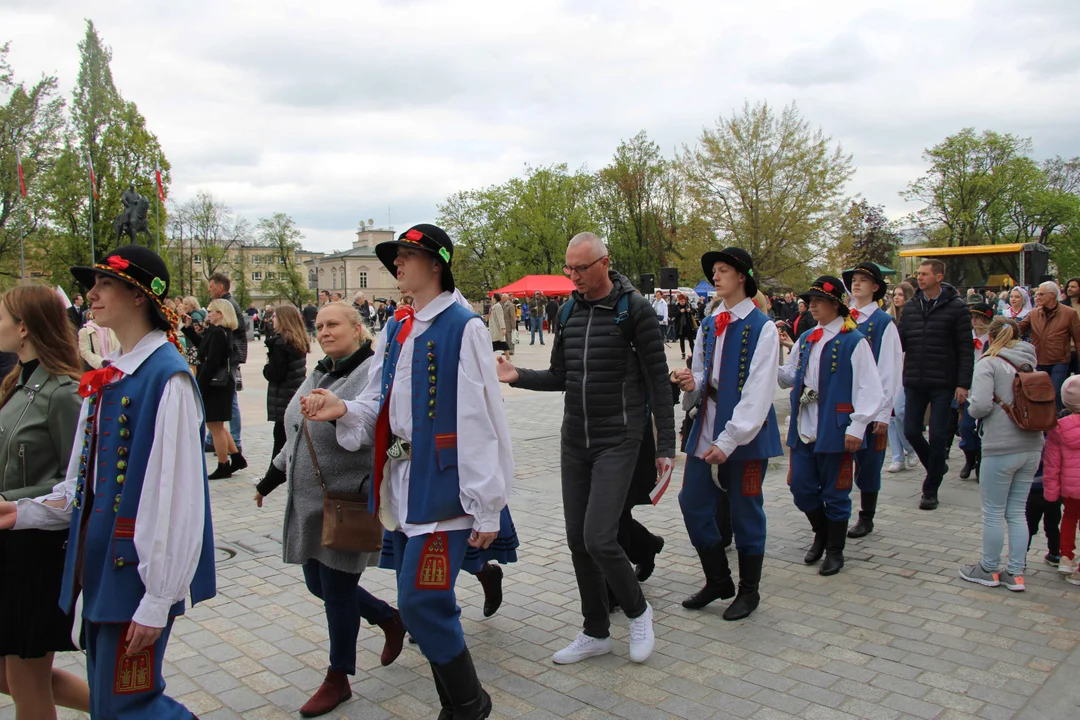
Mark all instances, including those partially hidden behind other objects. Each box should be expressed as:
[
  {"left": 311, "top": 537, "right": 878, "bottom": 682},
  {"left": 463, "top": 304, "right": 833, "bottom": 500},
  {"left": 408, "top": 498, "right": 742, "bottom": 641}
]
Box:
[
  {"left": 628, "top": 603, "right": 655, "bottom": 663},
  {"left": 905, "top": 454, "right": 920, "bottom": 469},
  {"left": 1058, "top": 556, "right": 1077, "bottom": 575},
  {"left": 886, "top": 461, "right": 903, "bottom": 473},
  {"left": 552, "top": 633, "right": 612, "bottom": 665}
]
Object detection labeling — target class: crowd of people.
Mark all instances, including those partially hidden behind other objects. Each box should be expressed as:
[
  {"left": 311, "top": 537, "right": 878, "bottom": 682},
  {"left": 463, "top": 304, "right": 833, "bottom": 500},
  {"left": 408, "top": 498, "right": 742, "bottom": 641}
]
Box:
[{"left": 0, "top": 227, "right": 1077, "bottom": 719}]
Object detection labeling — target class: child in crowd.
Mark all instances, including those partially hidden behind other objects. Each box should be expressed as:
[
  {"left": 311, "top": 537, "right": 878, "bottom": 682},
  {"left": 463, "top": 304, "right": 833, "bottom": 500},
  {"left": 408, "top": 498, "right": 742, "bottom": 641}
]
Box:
[{"left": 1044, "top": 376, "right": 1080, "bottom": 585}]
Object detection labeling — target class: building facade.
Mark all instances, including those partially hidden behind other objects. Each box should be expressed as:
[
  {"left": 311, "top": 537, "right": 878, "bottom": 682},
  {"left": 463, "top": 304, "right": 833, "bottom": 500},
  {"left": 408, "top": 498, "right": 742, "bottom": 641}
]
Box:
[{"left": 304, "top": 227, "right": 402, "bottom": 303}]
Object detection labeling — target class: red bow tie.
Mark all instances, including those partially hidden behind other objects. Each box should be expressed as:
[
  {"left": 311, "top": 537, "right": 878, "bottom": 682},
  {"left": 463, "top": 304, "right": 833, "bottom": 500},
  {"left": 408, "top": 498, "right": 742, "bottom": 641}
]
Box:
[
  {"left": 78, "top": 365, "right": 123, "bottom": 398},
  {"left": 714, "top": 311, "right": 731, "bottom": 337},
  {"left": 974, "top": 338, "right": 984, "bottom": 350},
  {"left": 806, "top": 328, "right": 824, "bottom": 344},
  {"left": 850, "top": 308, "right": 861, "bottom": 321},
  {"left": 393, "top": 306, "right": 416, "bottom": 344}
]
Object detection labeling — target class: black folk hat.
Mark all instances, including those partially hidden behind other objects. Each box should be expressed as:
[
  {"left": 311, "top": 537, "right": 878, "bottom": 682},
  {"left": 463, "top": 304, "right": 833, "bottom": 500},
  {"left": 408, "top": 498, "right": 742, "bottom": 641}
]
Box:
[
  {"left": 842, "top": 262, "right": 888, "bottom": 302},
  {"left": 70, "top": 245, "right": 174, "bottom": 332},
  {"left": 375, "top": 223, "right": 455, "bottom": 292},
  {"left": 969, "top": 301, "right": 994, "bottom": 320},
  {"left": 701, "top": 247, "right": 758, "bottom": 298},
  {"left": 800, "top": 275, "right": 850, "bottom": 317}
]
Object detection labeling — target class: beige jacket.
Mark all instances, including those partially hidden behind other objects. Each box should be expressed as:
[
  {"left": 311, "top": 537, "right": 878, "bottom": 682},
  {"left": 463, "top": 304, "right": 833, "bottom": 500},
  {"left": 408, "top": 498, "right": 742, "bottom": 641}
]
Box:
[
  {"left": 78, "top": 324, "right": 120, "bottom": 369},
  {"left": 488, "top": 301, "right": 507, "bottom": 342}
]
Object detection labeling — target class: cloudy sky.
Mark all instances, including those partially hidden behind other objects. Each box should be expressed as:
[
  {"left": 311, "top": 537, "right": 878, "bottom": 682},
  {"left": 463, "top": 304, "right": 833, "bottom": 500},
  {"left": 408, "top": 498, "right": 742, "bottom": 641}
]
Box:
[{"left": 4, "top": 0, "right": 1079, "bottom": 253}]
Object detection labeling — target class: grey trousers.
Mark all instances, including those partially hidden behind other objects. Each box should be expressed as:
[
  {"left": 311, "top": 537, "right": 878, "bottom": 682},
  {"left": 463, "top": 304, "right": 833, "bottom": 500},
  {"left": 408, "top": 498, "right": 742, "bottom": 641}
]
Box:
[{"left": 562, "top": 436, "right": 647, "bottom": 639}]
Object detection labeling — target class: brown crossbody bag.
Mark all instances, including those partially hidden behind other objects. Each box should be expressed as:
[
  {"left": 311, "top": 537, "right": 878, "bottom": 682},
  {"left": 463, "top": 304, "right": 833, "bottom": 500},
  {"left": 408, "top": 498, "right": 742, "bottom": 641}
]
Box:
[{"left": 302, "top": 419, "right": 383, "bottom": 552}]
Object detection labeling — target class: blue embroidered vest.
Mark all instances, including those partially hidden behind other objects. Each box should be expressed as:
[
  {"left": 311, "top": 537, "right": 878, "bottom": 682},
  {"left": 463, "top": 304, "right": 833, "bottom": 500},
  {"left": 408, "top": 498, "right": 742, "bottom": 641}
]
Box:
[
  {"left": 378, "top": 303, "right": 478, "bottom": 524},
  {"left": 684, "top": 308, "right": 783, "bottom": 461},
  {"left": 60, "top": 343, "right": 217, "bottom": 623},
  {"left": 786, "top": 326, "right": 867, "bottom": 454},
  {"left": 856, "top": 308, "right": 893, "bottom": 362}
]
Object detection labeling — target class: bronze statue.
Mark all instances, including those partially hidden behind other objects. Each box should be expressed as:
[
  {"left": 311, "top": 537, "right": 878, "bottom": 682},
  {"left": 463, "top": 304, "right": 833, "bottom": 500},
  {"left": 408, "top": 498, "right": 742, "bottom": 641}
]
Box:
[{"left": 112, "top": 183, "right": 152, "bottom": 244}]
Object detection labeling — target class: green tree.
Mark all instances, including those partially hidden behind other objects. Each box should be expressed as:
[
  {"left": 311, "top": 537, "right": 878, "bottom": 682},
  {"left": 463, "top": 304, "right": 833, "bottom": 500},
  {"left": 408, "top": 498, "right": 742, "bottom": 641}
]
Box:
[
  {"left": 594, "top": 132, "right": 680, "bottom": 284},
  {"left": 837, "top": 200, "right": 901, "bottom": 269},
  {"left": 0, "top": 42, "right": 66, "bottom": 286},
  {"left": 437, "top": 185, "right": 514, "bottom": 299},
  {"left": 679, "top": 101, "right": 854, "bottom": 290},
  {"left": 167, "top": 192, "right": 250, "bottom": 288},
  {"left": 258, "top": 212, "right": 312, "bottom": 307}
]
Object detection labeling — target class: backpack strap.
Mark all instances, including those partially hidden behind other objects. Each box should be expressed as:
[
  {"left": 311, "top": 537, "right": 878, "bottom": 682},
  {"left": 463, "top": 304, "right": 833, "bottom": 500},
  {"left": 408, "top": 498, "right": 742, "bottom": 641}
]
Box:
[{"left": 558, "top": 297, "right": 576, "bottom": 331}]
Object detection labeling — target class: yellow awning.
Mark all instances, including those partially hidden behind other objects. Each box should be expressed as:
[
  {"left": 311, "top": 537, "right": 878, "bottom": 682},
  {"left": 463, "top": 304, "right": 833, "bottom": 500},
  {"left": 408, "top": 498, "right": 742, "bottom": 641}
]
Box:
[{"left": 899, "top": 244, "right": 1026, "bottom": 258}]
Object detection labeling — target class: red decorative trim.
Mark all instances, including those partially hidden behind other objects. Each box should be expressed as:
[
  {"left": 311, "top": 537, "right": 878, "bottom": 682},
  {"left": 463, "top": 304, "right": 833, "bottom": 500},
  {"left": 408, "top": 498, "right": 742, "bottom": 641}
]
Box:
[
  {"left": 741, "top": 462, "right": 763, "bottom": 497},
  {"left": 434, "top": 433, "right": 457, "bottom": 450},
  {"left": 836, "top": 453, "right": 854, "bottom": 491},
  {"left": 114, "top": 624, "right": 154, "bottom": 694},
  {"left": 415, "top": 532, "right": 451, "bottom": 591},
  {"left": 114, "top": 518, "right": 136, "bottom": 539},
  {"left": 836, "top": 403, "right": 854, "bottom": 414}
]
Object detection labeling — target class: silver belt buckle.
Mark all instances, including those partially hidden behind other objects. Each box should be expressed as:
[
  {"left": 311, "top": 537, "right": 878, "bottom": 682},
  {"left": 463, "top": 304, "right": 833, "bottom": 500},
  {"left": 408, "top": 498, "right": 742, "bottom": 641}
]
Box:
[
  {"left": 387, "top": 437, "right": 411, "bottom": 460},
  {"left": 799, "top": 388, "right": 818, "bottom": 406}
]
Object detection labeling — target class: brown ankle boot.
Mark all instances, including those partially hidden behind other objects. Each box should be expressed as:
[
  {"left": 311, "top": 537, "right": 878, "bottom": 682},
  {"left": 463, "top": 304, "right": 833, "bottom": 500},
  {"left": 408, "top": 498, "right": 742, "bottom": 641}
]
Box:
[
  {"left": 377, "top": 609, "right": 405, "bottom": 666},
  {"left": 299, "top": 669, "right": 351, "bottom": 717}
]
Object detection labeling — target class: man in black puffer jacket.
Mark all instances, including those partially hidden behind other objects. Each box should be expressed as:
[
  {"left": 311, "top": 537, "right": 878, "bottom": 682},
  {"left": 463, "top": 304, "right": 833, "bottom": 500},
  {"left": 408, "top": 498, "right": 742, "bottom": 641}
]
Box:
[
  {"left": 497, "top": 232, "right": 674, "bottom": 666},
  {"left": 898, "top": 259, "right": 974, "bottom": 510}
]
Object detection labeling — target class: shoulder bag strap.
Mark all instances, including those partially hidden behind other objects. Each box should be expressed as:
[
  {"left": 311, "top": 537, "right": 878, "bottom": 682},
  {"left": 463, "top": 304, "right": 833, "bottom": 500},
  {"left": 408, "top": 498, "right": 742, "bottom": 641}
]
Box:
[{"left": 302, "top": 419, "right": 327, "bottom": 492}]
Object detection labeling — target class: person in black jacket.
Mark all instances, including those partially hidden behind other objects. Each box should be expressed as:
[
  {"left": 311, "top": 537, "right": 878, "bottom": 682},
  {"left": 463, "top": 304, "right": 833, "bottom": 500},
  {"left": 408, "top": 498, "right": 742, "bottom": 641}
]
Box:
[
  {"left": 262, "top": 305, "right": 309, "bottom": 466},
  {"left": 496, "top": 232, "right": 674, "bottom": 666},
  {"left": 898, "top": 259, "right": 974, "bottom": 510},
  {"left": 209, "top": 272, "right": 248, "bottom": 450}
]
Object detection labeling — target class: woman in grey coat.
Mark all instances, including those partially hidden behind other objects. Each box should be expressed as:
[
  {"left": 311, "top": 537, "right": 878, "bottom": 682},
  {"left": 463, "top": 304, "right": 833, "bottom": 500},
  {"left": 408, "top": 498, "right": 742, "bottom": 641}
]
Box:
[
  {"left": 254, "top": 302, "right": 404, "bottom": 717},
  {"left": 959, "top": 316, "right": 1046, "bottom": 593}
]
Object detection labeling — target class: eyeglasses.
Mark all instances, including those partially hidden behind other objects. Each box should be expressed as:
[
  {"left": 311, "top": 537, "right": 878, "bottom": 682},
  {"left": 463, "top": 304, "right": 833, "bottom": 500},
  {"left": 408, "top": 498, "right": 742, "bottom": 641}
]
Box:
[{"left": 563, "top": 257, "right": 606, "bottom": 276}]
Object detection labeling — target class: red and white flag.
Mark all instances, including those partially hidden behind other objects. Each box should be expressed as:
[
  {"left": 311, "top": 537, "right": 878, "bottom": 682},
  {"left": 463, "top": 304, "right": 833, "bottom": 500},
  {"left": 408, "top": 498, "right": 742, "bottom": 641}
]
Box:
[
  {"left": 14, "top": 146, "right": 27, "bottom": 198},
  {"left": 155, "top": 158, "right": 165, "bottom": 204},
  {"left": 88, "top": 154, "right": 98, "bottom": 199}
]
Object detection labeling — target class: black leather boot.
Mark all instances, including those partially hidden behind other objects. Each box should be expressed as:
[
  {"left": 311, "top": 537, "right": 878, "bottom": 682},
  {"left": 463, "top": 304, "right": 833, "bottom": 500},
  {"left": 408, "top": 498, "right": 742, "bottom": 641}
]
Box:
[
  {"left": 803, "top": 507, "right": 828, "bottom": 564},
  {"left": 682, "top": 545, "right": 735, "bottom": 609},
  {"left": 959, "top": 449, "right": 978, "bottom": 480},
  {"left": 819, "top": 520, "right": 848, "bottom": 576},
  {"left": 723, "top": 553, "right": 763, "bottom": 621},
  {"left": 208, "top": 462, "right": 232, "bottom": 480},
  {"left": 475, "top": 563, "right": 504, "bottom": 618},
  {"left": 847, "top": 492, "right": 877, "bottom": 538},
  {"left": 432, "top": 647, "right": 491, "bottom": 720},
  {"left": 636, "top": 535, "right": 665, "bottom": 582},
  {"left": 430, "top": 663, "right": 453, "bottom": 720}
]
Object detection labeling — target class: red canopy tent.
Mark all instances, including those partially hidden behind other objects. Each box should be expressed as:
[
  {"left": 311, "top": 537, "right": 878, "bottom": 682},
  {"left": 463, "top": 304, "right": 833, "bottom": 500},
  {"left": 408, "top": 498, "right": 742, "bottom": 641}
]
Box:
[{"left": 488, "top": 275, "right": 575, "bottom": 298}]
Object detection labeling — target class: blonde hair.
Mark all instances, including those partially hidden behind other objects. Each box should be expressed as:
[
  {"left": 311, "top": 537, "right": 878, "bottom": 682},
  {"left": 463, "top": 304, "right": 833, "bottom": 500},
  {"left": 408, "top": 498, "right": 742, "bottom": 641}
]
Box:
[
  {"left": 207, "top": 299, "right": 238, "bottom": 330},
  {"left": 985, "top": 316, "right": 1019, "bottom": 359},
  {"left": 318, "top": 301, "right": 373, "bottom": 345},
  {"left": 183, "top": 296, "right": 201, "bottom": 313}
]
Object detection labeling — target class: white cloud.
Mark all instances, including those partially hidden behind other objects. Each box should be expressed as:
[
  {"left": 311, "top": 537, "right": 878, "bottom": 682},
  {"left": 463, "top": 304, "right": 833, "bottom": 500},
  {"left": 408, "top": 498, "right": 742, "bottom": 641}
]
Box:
[{"left": 2, "top": 0, "right": 1079, "bottom": 251}]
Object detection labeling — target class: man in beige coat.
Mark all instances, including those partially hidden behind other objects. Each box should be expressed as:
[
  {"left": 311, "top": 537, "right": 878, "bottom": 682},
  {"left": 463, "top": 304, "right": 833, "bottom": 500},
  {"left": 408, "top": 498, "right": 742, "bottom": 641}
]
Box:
[
  {"left": 504, "top": 297, "right": 517, "bottom": 356},
  {"left": 489, "top": 293, "right": 509, "bottom": 359}
]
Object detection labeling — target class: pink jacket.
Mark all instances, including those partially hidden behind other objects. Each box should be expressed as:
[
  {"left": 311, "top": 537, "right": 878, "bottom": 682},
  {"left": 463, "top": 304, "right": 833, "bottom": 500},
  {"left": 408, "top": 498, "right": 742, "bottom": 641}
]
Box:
[{"left": 1043, "top": 414, "right": 1080, "bottom": 502}]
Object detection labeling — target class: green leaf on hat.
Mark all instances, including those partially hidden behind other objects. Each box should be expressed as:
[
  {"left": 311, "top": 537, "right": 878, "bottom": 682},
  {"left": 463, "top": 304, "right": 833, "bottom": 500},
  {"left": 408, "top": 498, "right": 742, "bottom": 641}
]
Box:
[
  {"left": 748, "top": 268, "right": 754, "bottom": 276},
  {"left": 151, "top": 277, "right": 166, "bottom": 296},
  {"left": 439, "top": 247, "right": 450, "bottom": 263}
]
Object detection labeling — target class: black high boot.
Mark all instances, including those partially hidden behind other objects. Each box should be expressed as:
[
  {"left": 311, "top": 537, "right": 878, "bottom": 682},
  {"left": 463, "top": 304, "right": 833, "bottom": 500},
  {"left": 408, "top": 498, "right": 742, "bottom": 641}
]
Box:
[
  {"left": 429, "top": 663, "right": 453, "bottom": 720},
  {"left": 847, "top": 492, "right": 878, "bottom": 539},
  {"left": 803, "top": 507, "right": 828, "bottom": 564},
  {"left": 475, "top": 563, "right": 504, "bottom": 618},
  {"left": 959, "top": 449, "right": 978, "bottom": 480},
  {"left": 682, "top": 545, "right": 735, "bottom": 609},
  {"left": 636, "top": 535, "right": 665, "bottom": 582},
  {"left": 723, "top": 553, "right": 763, "bottom": 621},
  {"left": 432, "top": 647, "right": 492, "bottom": 720},
  {"left": 819, "top": 520, "right": 848, "bottom": 576}
]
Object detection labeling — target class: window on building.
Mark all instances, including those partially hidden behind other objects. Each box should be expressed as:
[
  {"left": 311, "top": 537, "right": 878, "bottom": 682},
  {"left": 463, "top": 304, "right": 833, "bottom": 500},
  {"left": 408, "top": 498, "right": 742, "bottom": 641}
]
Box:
[
  {"left": 252, "top": 271, "right": 263, "bottom": 281},
  {"left": 252, "top": 255, "right": 260, "bottom": 265},
  {"left": 193, "top": 254, "right": 202, "bottom": 265},
  {"left": 358, "top": 271, "right": 368, "bottom": 288},
  {"left": 331, "top": 268, "right": 337, "bottom": 289},
  {"left": 265, "top": 271, "right": 275, "bottom": 280}
]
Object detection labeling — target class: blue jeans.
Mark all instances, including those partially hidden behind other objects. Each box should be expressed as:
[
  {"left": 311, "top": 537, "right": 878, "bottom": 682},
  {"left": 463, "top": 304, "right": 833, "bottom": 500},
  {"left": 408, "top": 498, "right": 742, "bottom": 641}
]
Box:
[
  {"left": 530, "top": 316, "right": 544, "bottom": 344},
  {"left": 302, "top": 559, "right": 394, "bottom": 674},
  {"left": 1037, "top": 363, "right": 1069, "bottom": 412},
  {"left": 889, "top": 390, "right": 913, "bottom": 463},
  {"left": 979, "top": 451, "right": 1040, "bottom": 575},
  {"left": 903, "top": 386, "right": 955, "bottom": 496}
]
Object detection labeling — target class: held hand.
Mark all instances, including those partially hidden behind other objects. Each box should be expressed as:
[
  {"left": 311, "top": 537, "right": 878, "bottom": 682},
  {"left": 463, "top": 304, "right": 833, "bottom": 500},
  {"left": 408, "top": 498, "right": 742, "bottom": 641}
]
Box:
[
  {"left": 655, "top": 456, "right": 674, "bottom": 477},
  {"left": 254, "top": 492, "right": 264, "bottom": 508},
  {"left": 0, "top": 501, "right": 16, "bottom": 531},
  {"left": 301, "top": 388, "right": 347, "bottom": 421},
  {"left": 844, "top": 434, "right": 862, "bottom": 453},
  {"left": 954, "top": 387, "right": 969, "bottom": 406},
  {"left": 673, "top": 368, "right": 695, "bottom": 392},
  {"left": 125, "top": 622, "right": 162, "bottom": 655},
  {"left": 701, "top": 446, "right": 728, "bottom": 465},
  {"left": 495, "top": 356, "right": 519, "bottom": 384},
  {"left": 469, "top": 531, "right": 497, "bottom": 549},
  {"left": 872, "top": 421, "right": 889, "bottom": 436}
]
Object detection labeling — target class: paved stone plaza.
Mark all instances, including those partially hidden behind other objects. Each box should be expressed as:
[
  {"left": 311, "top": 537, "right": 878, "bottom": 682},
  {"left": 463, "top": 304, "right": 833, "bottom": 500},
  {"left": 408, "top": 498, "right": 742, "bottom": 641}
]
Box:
[{"left": 5, "top": 337, "right": 1079, "bottom": 720}]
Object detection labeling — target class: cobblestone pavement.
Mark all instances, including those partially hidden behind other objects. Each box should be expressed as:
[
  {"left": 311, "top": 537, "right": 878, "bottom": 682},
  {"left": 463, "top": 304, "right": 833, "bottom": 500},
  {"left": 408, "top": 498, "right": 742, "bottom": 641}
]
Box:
[{"left": 6, "top": 333, "right": 1079, "bottom": 720}]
